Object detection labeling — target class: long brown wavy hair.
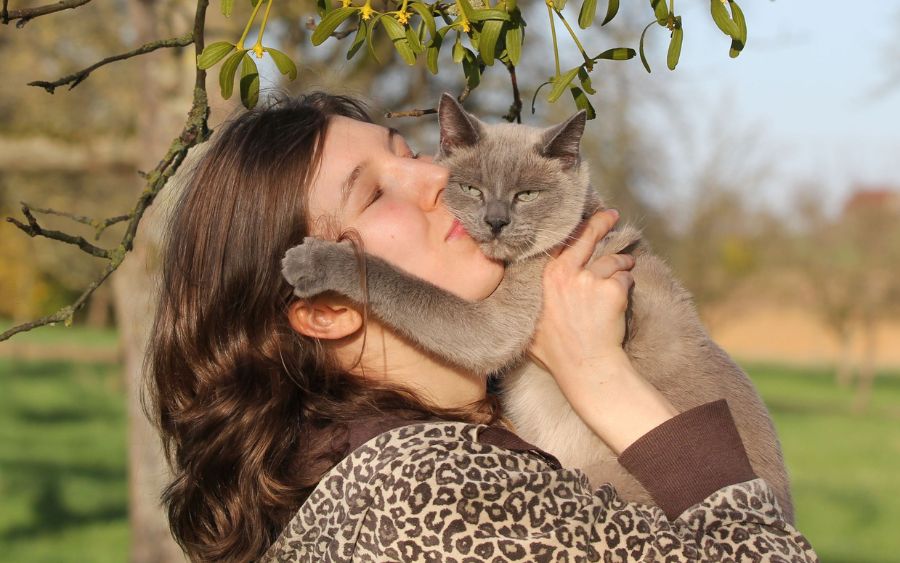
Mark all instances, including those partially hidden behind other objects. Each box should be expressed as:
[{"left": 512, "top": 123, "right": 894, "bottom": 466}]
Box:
[{"left": 145, "top": 92, "right": 502, "bottom": 562}]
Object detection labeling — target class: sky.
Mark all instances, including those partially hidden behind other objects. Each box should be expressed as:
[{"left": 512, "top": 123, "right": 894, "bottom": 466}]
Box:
[
  {"left": 641, "top": 0, "right": 900, "bottom": 212},
  {"left": 255, "top": 0, "right": 900, "bottom": 214}
]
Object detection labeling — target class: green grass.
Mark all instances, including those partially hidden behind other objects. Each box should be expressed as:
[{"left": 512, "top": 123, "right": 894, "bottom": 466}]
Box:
[
  {"left": 0, "top": 358, "right": 128, "bottom": 563},
  {"left": 0, "top": 329, "right": 898, "bottom": 562},
  {"left": 746, "top": 363, "right": 900, "bottom": 563}
]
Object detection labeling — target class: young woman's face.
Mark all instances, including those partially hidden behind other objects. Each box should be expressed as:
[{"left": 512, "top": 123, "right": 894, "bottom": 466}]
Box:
[{"left": 307, "top": 116, "right": 504, "bottom": 301}]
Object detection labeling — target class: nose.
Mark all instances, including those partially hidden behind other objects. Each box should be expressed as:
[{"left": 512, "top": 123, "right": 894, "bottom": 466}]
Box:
[
  {"left": 484, "top": 201, "right": 510, "bottom": 235},
  {"left": 408, "top": 161, "right": 448, "bottom": 210},
  {"left": 486, "top": 217, "right": 509, "bottom": 235}
]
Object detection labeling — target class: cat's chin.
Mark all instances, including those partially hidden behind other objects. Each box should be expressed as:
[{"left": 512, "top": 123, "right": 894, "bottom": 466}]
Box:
[{"left": 478, "top": 239, "right": 530, "bottom": 263}]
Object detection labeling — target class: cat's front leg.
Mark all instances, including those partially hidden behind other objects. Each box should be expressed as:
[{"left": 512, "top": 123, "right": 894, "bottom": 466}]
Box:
[{"left": 282, "top": 237, "right": 367, "bottom": 302}]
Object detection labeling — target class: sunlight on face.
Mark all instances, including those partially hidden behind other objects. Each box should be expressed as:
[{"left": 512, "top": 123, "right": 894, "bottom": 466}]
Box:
[{"left": 307, "top": 116, "right": 504, "bottom": 302}]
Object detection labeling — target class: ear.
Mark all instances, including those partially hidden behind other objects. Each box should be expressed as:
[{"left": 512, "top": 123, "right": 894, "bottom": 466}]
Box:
[
  {"left": 438, "top": 92, "right": 483, "bottom": 156},
  {"left": 287, "top": 297, "right": 363, "bottom": 340},
  {"left": 538, "top": 110, "right": 587, "bottom": 170}
]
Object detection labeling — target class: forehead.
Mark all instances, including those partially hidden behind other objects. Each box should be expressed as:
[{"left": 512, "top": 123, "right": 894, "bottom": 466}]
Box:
[{"left": 308, "top": 116, "right": 389, "bottom": 229}]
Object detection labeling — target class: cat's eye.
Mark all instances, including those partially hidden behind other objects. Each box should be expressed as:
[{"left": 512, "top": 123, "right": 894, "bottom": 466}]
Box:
[
  {"left": 515, "top": 190, "right": 539, "bottom": 202},
  {"left": 462, "top": 185, "right": 483, "bottom": 198}
]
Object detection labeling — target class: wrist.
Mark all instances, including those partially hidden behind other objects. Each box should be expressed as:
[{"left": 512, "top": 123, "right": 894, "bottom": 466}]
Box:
[{"left": 554, "top": 353, "right": 678, "bottom": 455}]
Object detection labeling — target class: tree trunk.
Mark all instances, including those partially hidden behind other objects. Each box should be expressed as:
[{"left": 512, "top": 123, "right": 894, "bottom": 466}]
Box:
[
  {"left": 835, "top": 326, "right": 855, "bottom": 387},
  {"left": 852, "top": 319, "right": 878, "bottom": 413},
  {"left": 109, "top": 0, "right": 194, "bottom": 561}
]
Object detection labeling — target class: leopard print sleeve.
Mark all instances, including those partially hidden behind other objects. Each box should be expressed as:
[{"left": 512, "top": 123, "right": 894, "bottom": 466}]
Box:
[{"left": 263, "top": 422, "right": 818, "bottom": 562}]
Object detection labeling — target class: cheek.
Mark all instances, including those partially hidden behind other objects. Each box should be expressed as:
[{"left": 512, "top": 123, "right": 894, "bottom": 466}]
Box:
[{"left": 357, "top": 204, "right": 430, "bottom": 271}]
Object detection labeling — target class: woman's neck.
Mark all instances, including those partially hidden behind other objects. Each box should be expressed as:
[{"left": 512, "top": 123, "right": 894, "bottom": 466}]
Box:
[{"left": 333, "top": 321, "right": 488, "bottom": 410}]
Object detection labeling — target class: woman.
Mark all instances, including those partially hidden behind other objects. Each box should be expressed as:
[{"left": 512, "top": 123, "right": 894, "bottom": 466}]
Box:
[{"left": 147, "top": 92, "right": 816, "bottom": 562}]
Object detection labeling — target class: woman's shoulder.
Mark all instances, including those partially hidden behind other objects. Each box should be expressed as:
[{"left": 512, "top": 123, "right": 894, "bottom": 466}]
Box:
[{"left": 262, "top": 419, "right": 573, "bottom": 562}]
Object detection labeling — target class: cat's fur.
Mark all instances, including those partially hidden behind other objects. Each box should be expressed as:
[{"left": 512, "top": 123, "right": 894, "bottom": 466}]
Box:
[{"left": 282, "top": 94, "right": 794, "bottom": 522}]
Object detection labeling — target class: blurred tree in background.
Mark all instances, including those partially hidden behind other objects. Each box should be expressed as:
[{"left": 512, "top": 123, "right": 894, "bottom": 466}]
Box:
[{"left": 4, "top": 0, "right": 899, "bottom": 560}]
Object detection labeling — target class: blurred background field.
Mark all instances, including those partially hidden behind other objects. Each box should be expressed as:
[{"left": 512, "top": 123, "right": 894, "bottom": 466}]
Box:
[
  {"left": 2, "top": 327, "right": 899, "bottom": 562},
  {"left": 2, "top": 0, "right": 899, "bottom": 561}
]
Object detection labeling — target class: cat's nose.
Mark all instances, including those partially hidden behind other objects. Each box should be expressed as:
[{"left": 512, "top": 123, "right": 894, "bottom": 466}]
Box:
[{"left": 485, "top": 216, "right": 509, "bottom": 235}]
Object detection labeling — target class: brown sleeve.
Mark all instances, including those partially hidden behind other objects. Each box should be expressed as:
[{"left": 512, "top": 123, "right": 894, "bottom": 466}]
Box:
[{"left": 617, "top": 399, "right": 757, "bottom": 520}]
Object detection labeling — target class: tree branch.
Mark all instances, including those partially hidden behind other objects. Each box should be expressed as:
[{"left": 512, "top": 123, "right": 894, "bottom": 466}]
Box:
[
  {"left": 0, "top": 0, "right": 212, "bottom": 342},
  {"left": 29, "top": 33, "right": 194, "bottom": 94},
  {"left": 385, "top": 87, "right": 472, "bottom": 119},
  {"left": 17, "top": 204, "right": 132, "bottom": 240},
  {"left": 504, "top": 62, "right": 523, "bottom": 123},
  {"left": 7, "top": 202, "right": 112, "bottom": 258},
  {"left": 1, "top": 0, "right": 92, "bottom": 28}
]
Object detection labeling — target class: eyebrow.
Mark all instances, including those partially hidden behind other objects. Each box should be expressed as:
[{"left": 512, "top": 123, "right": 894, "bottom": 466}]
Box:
[{"left": 339, "top": 127, "right": 402, "bottom": 209}]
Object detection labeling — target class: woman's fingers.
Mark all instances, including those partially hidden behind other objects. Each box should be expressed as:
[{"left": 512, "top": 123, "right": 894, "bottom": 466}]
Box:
[
  {"left": 553, "top": 209, "right": 619, "bottom": 266},
  {"left": 588, "top": 253, "right": 635, "bottom": 279}
]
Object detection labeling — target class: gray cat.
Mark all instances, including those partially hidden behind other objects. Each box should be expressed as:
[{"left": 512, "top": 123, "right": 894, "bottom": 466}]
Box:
[{"left": 282, "top": 93, "right": 794, "bottom": 522}]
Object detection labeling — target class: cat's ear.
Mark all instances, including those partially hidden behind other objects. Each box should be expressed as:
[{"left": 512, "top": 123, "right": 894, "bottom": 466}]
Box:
[
  {"left": 539, "top": 110, "right": 586, "bottom": 170},
  {"left": 438, "top": 93, "right": 483, "bottom": 155}
]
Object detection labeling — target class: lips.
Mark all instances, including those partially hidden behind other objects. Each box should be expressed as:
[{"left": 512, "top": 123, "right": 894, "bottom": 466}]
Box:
[{"left": 445, "top": 218, "right": 468, "bottom": 241}]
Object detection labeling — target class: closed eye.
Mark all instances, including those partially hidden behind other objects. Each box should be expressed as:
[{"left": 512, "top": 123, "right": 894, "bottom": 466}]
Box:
[{"left": 365, "top": 187, "right": 383, "bottom": 208}]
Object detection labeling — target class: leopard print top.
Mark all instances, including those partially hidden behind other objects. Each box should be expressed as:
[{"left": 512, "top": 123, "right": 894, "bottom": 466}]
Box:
[{"left": 264, "top": 422, "right": 818, "bottom": 562}]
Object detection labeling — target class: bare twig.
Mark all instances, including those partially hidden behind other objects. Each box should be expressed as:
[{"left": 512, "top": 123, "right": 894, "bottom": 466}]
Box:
[
  {"left": 1, "top": 0, "right": 92, "bottom": 27},
  {"left": 503, "top": 62, "right": 523, "bottom": 123},
  {"left": 28, "top": 33, "right": 194, "bottom": 93},
  {"left": 7, "top": 202, "right": 111, "bottom": 258},
  {"left": 18, "top": 204, "right": 132, "bottom": 240},
  {"left": 385, "top": 88, "right": 472, "bottom": 119},
  {"left": 0, "top": 0, "right": 212, "bottom": 342}
]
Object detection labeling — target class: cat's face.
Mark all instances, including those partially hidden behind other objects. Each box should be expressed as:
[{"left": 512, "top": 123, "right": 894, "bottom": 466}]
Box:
[{"left": 435, "top": 94, "right": 594, "bottom": 262}]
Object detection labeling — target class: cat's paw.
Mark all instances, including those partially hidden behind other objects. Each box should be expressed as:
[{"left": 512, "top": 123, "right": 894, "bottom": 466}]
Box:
[{"left": 281, "top": 237, "right": 355, "bottom": 298}]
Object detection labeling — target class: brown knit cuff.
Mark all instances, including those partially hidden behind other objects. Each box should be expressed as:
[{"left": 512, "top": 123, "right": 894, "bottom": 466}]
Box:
[{"left": 618, "top": 399, "right": 757, "bottom": 520}]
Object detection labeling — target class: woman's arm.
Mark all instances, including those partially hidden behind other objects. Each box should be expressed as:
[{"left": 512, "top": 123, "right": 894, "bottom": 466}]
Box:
[
  {"left": 364, "top": 421, "right": 818, "bottom": 562},
  {"left": 527, "top": 209, "right": 679, "bottom": 453}
]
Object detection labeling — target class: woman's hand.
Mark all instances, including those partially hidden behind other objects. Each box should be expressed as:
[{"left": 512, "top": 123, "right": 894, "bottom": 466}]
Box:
[
  {"left": 528, "top": 209, "right": 635, "bottom": 374},
  {"left": 527, "top": 209, "right": 678, "bottom": 454}
]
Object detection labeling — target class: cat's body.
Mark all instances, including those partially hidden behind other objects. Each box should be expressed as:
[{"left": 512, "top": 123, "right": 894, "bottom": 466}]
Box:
[{"left": 282, "top": 94, "right": 794, "bottom": 522}]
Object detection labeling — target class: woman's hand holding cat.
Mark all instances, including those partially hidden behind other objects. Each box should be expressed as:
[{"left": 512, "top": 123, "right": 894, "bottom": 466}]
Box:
[{"left": 528, "top": 209, "right": 678, "bottom": 454}]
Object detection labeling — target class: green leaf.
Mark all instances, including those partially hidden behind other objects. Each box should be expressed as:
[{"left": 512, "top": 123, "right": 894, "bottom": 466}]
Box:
[
  {"left": 650, "top": 0, "right": 668, "bottom": 24},
  {"left": 311, "top": 7, "right": 357, "bottom": 46},
  {"left": 555, "top": 0, "right": 568, "bottom": 11},
  {"left": 638, "top": 20, "right": 654, "bottom": 73},
  {"left": 219, "top": 49, "right": 246, "bottom": 100},
  {"left": 729, "top": 0, "right": 746, "bottom": 57},
  {"left": 409, "top": 2, "right": 437, "bottom": 38},
  {"left": 505, "top": 24, "right": 522, "bottom": 65},
  {"left": 601, "top": 0, "right": 619, "bottom": 26},
  {"left": 452, "top": 33, "right": 465, "bottom": 63},
  {"left": 593, "top": 47, "right": 635, "bottom": 61},
  {"left": 198, "top": 41, "right": 235, "bottom": 69},
  {"left": 578, "top": 0, "right": 597, "bottom": 29},
  {"left": 577, "top": 67, "right": 595, "bottom": 95},
  {"left": 366, "top": 19, "right": 381, "bottom": 63},
  {"left": 239, "top": 53, "right": 260, "bottom": 109},
  {"left": 315, "top": 0, "right": 327, "bottom": 17},
  {"left": 457, "top": 0, "right": 476, "bottom": 21},
  {"left": 570, "top": 86, "right": 596, "bottom": 119},
  {"left": 221, "top": 0, "right": 234, "bottom": 18},
  {"left": 478, "top": 19, "right": 503, "bottom": 65},
  {"left": 548, "top": 66, "right": 580, "bottom": 103},
  {"left": 710, "top": 0, "right": 739, "bottom": 39},
  {"left": 406, "top": 24, "right": 425, "bottom": 54},
  {"left": 263, "top": 47, "right": 298, "bottom": 80},
  {"left": 346, "top": 19, "right": 368, "bottom": 60},
  {"left": 667, "top": 20, "right": 682, "bottom": 70},
  {"left": 462, "top": 50, "right": 481, "bottom": 89},
  {"left": 470, "top": 9, "right": 510, "bottom": 22},
  {"left": 426, "top": 32, "right": 443, "bottom": 73},
  {"left": 380, "top": 15, "right": 417, "bottom": 64}
]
